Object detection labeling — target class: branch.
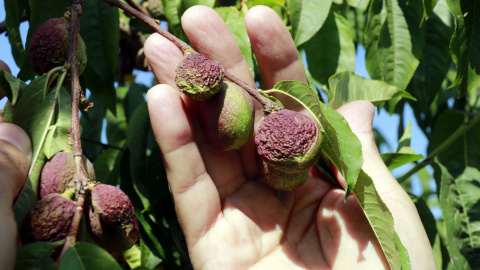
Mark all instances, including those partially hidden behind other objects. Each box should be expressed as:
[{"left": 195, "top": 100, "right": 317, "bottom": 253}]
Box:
[
  {"left": 397, "top": 112, "right": 480, "bottom": 183},
  {"left": 103, "top": 0, "right": 285, "bottom": 114},
  {"left": 0, "top": 11, "right": 28, "bottom": 35}
]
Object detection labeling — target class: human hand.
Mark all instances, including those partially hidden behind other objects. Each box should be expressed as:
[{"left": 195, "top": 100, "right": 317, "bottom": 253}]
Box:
[
  {"left": 144, "top": 5, "right": 436, "bottom": 269},
  {"left": 0, "top": 122, "right": 32, "bottom": 269}
]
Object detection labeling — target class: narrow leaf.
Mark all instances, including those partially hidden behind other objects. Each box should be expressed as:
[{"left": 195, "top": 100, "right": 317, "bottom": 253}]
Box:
[
  {"left": 14, "top": 242, "right": 56, "bottom": 270},
  {"left": 328, "top": 71, "right": 415, "bottom": 109},
  {"left": 289, "top": 0, "right": 332, "bottom": 46},
  {"left": 354, "top": 170, "right": 404, "bottom": 270},
  {"left": 445, "top": 0, "right": 480, "bottom": 97},
  {"left": 365, "top": 0, "right": 420, "bottom": 91},
  {"left": 423, "top": 0, "right": 440, "bottom": 19},
  {"left": 380, "top": 152, "right": 423, "bottom": 170},
  {"left": 4, "top": 0, "right": 28, "bottom": 66}
]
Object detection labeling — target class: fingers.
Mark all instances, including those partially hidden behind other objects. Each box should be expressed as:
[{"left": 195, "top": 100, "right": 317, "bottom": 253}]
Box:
[
  {"left": 336, "top": 101, "right": 436, "bottom": 269},
  {"left": 144, "top": 34, "right": 183, "bottom": 86},
  {"left": 0, "top": 123, "right": 31, "bottom": 269},
  {"left": 147, "top": 85, "right": 221, "bottom": 244},
  {"left": 245, "top": 6, "right": 307, "bottom": 110}
]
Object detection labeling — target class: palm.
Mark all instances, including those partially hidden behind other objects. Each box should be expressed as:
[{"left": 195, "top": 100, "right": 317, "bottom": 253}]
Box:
[{"left": 144, "top": 5, "right": 433, "bottom": 270}]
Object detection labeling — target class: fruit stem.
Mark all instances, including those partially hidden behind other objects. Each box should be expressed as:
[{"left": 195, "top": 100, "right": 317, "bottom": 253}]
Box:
[
  {"left": 103, "top": 0, "right": 285, "bottom": 114},
  {"left": 56, "top": 194, "right": 85, "bottom": 263},
  {"left": 103, "top": 0, "right": 191, "bottom": 53},
  {"left": 223, "top": 70, "right": 284, "bottom": 114}
]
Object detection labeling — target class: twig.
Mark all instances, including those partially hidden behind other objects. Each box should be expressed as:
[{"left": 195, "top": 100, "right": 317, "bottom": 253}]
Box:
[
  {"left": 104, "top": 0, "right": 191, "bottom": 53},
  {"left": 0, "top": 11, "right": 28, "bottom": 35},
  {"left": 397, "top": 112, "right": 480, "bottom": 183},
  {"left": 56, "top": 0, "right": 87, "bottom": 261},
  {"left": 81, "top": 137, "right": 124, "bottom": 151},
  {"left": 103, "top": 0, "right": 285, "bottom": 114}
]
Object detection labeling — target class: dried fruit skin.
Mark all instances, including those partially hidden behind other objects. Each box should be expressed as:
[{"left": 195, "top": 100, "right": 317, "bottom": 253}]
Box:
[
  {"left": 175, "top": 53, "right": 224, "bottom": 100},
  {"left": 255, "top": 110, "right": 322, "bottom": 190},
  {"left": 85, "top": 184, "right": 139, "bottom": 252},
  {"left": 200, "top": 82, "right": 254, "bottom": 151},
  {"left": 29, "top": 17, "right": 87, "bottom": 76},
  {"left": 40, "top": 151, "right": 95, "bottom": 198},
  {"left": 21, "top": 193, "right": 76, "bottom": 244}
]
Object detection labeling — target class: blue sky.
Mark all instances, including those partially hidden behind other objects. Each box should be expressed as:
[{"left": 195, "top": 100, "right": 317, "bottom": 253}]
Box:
[{"left": 0, "top": 1, "right": 435, "bottom": 201}]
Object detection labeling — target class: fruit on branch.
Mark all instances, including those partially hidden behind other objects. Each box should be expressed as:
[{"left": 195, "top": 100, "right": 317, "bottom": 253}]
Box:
[
  {"left": 40, "top": 151, "right": 95, "bottom": 198},
  {"left": 0, "top": 59, "right": 11, "bottom": 100},
  {"left": 255, "top": 110, "right": 322, "bottom": 191},
  {"left": 200, "top": 81, "right": 254, "bottom": 151},
  {"left": 175, "top": 53, "right": 224, "bottom": 100},
  {"left": 29, "top": 16, "right": 87, "bottom": 76},
  {"left": 21, "top": 193, "right": 76, "bottom": 246},
  {"left": 147, "top": 0, "right": 164, "bottom": 18},
  {"left": 85, "top": 184, "right": 139, "bottom": 253}
]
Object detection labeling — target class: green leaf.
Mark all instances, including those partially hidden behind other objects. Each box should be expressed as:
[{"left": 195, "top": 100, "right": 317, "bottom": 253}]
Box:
[
  {"left": 394, "top": 231, "right": 411, "bottom": 270},
  {"left": 304, "top": 12, "right": 356, "bottom": 88},
  {"left": 247, "top": 0, "right": 285, "bottom": 8},
  {"left": 163, "top": 0, "right": 188, "bottom": 42},
  {"left": 216, "top": 7, "right": 254, "bottom": 76},
  {"left": 423, "top": 0, "right": 440, "bottom": 20},
  {"left": 445, "top": 0, "right": 480, "bottom": 97},
  {"left": 12, "top": 74, "right": 62, "bottom": 230},
  {"left": 93, "top": 148, "right": 123, "bottom": 186},
  {"left": 18, "top": 0, "right": 71, "bottom": 81},
  {"left": 364, "top": 0, "right": 420, "bottom": 91},
  {"left": 58, "top": 242, "right": 122, "bottom": 270},
  {"left": 406, "top": 1, "right": 454, "bottom": 135},
  {"left": 434, "top": 164, "right": 480, "bottom": 269},
  {"left": 80, "top": 0, "right": 119, "bottom": 114},
  {"left": 288, "top": 0, "right": 332, "bottom": 47},
  {"left": 14, "top": 242, "right": 56, "bottom": 270},
  {"left": 182, "top": 0, "right": 215, "bottom": 9},
  {"left": 328, "top": 71, "right": 416, "bottom": 109},
  {"left": 265, "top": 80, "right": 363, "bottom": 198},
  {"left": 380, "top": 152, "right": 423, "bottom": 170},
  {"left": 0, "top": 70, "right": 27, "bottom": 105},
  {"left": 44, "top": 88, "right": 71, "bottom": 159},
  {"left": 4, "top": 0, "right": 28, "bottom": 66},
  {"left": 354, "top": 170, "right": 404, "bottom": 270},
  {"left": 106, "top": 86, "right": 128, "bottom": 147}
]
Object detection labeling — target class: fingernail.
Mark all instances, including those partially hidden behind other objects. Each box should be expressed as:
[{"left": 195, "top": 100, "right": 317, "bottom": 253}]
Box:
[{"left": 0, "top": 123, "right": 32, "bottom": 162}]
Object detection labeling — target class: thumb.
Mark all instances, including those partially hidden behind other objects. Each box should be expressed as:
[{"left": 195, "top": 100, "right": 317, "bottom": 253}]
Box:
[{"left": 0, "top": 123, "right": 31, "bottom": 269}]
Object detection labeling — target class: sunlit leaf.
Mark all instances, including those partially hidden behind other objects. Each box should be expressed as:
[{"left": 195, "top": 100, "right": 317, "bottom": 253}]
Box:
[
  {"left": 364, "top": 0, "right": 420, "bottom": 91},
  {"left": 288, "top": 0, "right": 332, "bottom": 46},
  {"left": 328, "top": 71, "right": 415, "bottom": 109}
]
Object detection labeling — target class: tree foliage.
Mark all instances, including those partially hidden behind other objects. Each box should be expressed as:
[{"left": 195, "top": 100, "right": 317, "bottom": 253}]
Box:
[{"left": 1, "top": 0, "right": 480, "bottom": 269}]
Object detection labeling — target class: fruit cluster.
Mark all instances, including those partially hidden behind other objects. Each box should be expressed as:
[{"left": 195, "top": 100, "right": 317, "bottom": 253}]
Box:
[
  {"left": 175, "top": 53, "right": 323, "bottom": 190},
  {"left": 21, "top": 151, "right": 139, "bottom": 255}
]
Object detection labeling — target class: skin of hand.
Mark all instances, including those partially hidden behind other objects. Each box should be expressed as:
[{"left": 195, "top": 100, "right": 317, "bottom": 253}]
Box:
[
  {"left": 0, "top": 123, "right": 32, "bottom": 269},
  {"left": 144, "top": 5, "right": 436, "bottom": 269}
]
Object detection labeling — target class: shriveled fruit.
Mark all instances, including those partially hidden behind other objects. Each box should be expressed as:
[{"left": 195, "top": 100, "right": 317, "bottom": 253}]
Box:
[
  {"left": 29, "top": 16, "right": 87, "bottom": 76},
  {"left": 199, "top": 82, "right": 254, "bottom": 151},
  {"left": 21, "top": 193, "right": 76, "bottom": 245},
  {"left": 85, "top": 184, "right": 139, "bottom": 253},
  {"left": 255, "top": 110, "right": 322, "bottom": 190},
  {"left": 40, "top": 151, "right": 95, "bottom": 198},
  {"left": 175, "top": 53, "right": 224, "bottom": 100}
]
